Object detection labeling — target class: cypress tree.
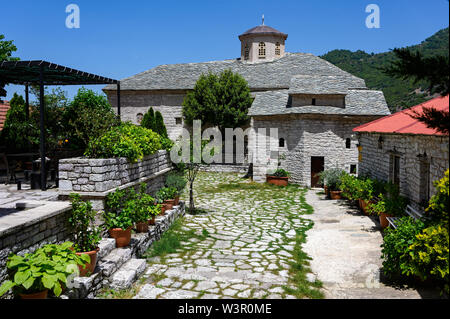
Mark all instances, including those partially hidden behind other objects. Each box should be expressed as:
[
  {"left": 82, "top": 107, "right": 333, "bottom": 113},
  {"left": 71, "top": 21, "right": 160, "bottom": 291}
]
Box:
[
  {"left": 141, "top": 107, "right": 155, "bottom": 131},
  {"left": 154, "top": 111, "right": 168, "bottom": 138}
]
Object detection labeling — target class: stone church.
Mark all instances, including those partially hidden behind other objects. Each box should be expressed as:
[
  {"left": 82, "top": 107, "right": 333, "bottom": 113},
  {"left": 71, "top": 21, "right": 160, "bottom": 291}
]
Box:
[{"left": 104, "top": 22, "right": 391, "bottom": 187}]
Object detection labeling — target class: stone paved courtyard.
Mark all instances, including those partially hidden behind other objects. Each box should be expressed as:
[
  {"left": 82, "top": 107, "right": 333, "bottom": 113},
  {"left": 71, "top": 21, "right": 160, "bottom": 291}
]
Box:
[{"left": 123, "top": 172, "right": 319, "bottom": 299}]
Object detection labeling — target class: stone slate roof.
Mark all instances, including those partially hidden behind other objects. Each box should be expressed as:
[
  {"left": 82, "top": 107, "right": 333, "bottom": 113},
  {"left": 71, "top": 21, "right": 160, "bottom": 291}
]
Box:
[
  {"left": 239, "top": 25, "right": 288, "bottom": 39},
  {"left": 248, "top": 89, "right": 391, "bottom": 116},
  {"left": 288, "top": 75, "right": 354, "bottom": 95},
  {"left": 103, "top": 53, "right": 366, "bottom": 92}
]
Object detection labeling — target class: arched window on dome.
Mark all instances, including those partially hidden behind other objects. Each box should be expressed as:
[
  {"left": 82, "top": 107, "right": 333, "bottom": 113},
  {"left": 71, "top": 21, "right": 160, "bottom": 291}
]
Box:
[
  {"left": 275, "top": 42, "right": 281, "bottom": 56},
  {"left": 244, "top": 44, "right": 249, "bottom": 60},
  {"left": 258, "top": 42, "right": 266, "bottom": 59}
]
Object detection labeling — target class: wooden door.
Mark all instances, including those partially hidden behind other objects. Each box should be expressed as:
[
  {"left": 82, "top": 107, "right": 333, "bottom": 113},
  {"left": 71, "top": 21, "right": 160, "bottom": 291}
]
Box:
[{"left": 311, "top": 157, "right": 324, "bottom": 187}]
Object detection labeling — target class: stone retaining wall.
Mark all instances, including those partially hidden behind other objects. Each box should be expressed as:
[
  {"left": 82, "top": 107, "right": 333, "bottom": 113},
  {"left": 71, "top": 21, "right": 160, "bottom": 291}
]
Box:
[
  {"left": 199, "top": 163, "right": 249, "bottom": 174},
  {"left": 58, "top": 150, "right": 172, "bottom": 210},
  {"left": 0, "top": 201, "right": 73, "bottom": 298}
]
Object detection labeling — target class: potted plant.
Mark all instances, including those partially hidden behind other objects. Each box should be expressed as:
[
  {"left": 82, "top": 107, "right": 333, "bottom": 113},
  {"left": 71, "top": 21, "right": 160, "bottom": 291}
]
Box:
[
  {"left": 319, "top": 168, "right": 345, "bottom": 199},
  {"left": 131, "top": 185, "right": 160, "bottom": 233},
  {"left": 165, "top": 172, "right": 187, "bottom": 205},
  {"left": 266, "top": 168, "right": 290, "bottom": 186},
  {"left": 156, "top": 187, "right": 178, "bottom": 210},
  {"left": 368, "top": 183, "right": 408, "bottom": 229},
  {"left": 148, "top": 204, "right": 161, "bottom": 225},
  {"left": 69, "top": 194, "right": 102, "bottom": 277},
  {"left": 354, "top": 178, "right": 374, "bottom": 215},
  {"left": 0, "top": 242, "right": 89, "bottom": 299},
  {"left": 104, "top": 188, "right": 135, "bottom": 247}
]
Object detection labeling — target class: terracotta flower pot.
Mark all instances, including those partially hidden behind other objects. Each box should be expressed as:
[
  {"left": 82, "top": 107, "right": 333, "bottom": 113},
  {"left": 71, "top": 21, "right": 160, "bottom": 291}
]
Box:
[
  {"left": 379, "top": 212, "right": 394, "bottom": 229},
  {"left": 163, "top": 200, "right": 175, "bottom": 210},
  {"left": 109, "top": 227, "right": 132, "bottom": 248},
  {"left": 359, "top": 199, "right": 371, "bottom": 215},
  {"left": 266, "top": 175, "right": 289, "bottom": 186},
  {"left": 330, "top": 190, "right": 343, "bottom": 200},
  {"left": 136, "top": 222, "right": 149, "bottom": 233},
  {"left": 76, "top": 248, "right": 99, "bottom": 277},
  {"left": 159, "top": 205, "right": 166, "bottom": 216},
  {"left": 148, "top": 216, "right": 156, "bottom": 225},
  {"left": 19, "top": 289, "right": 48, "bottom": 299},
  {"left": 174, "top": 196, "right": 180, "bottom": 206}
]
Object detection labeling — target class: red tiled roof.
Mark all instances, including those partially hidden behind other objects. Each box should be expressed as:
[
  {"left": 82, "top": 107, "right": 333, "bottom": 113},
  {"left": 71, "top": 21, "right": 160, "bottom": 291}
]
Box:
[
  {"left": 353, "top": 95, "right": 449, "bottom": 136},
  {"left": 0, "top": 100, "right": 10, "bottom": 131}
]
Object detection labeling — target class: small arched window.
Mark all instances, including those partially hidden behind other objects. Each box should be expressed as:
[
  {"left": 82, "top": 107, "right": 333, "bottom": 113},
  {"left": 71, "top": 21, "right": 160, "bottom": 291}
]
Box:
[
  {"left": 345, "top": 138, "right": 351, "bottom": 149},
  {"left": 275, "top": 42, "right": 281, "bottom": 56},
  {"left": 136, "top": 113, "right": 143, "bottom": 124},
  {"left": 244, "top": 44, "right": 249, "bottom": 60},
  {"left": 258, "top": 42, "right": 266, "bottom": 59},
  {"left": 279, "top": 138, "right": 285, "bottom": 148}
]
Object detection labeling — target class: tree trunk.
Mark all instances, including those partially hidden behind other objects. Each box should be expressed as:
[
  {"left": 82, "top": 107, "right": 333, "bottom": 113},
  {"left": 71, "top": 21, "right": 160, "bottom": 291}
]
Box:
[{"left": 189, "top": 181, "right": 194, "bottom": 213}]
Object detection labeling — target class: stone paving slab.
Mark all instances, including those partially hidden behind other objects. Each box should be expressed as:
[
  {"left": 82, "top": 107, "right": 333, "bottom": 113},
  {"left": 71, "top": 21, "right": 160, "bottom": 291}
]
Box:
[{"left": 130, "top": 172, "right": 314, "bottom": 299}]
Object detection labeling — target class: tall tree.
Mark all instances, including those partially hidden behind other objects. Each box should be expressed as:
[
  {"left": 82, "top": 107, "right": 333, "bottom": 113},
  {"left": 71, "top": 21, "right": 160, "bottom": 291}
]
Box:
[
  {"left": 154, "top": 111, "right": 168, "bottom": 138},
  {"left": 0, "top": 34, "right": 19, "bottom": 97},
  {"left": 141, "top": 107, "right": 155, "bottom": 131},
  {"left": 384, "top": 48, "right": 449, "bottom": 134},
  {"left": 182, "top": 69, "right": 252, "bottom": 133}
]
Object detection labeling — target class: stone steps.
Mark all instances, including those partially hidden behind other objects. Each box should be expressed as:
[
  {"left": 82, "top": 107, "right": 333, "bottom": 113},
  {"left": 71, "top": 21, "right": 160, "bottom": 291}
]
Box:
[{"left": 61, "top": 202, "right": 185, "bottom": 299}]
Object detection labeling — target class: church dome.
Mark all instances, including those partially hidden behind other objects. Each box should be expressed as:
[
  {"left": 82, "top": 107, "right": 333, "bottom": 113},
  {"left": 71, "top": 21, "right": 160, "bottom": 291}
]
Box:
[{"left": 239, "top": 25, "right": 288, "bottom": 40}]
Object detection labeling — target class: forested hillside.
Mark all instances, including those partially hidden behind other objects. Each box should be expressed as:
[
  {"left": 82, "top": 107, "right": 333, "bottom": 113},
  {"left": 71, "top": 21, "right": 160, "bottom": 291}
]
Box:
[{"left": 321, "top": 28, "right": 449, "bottom": 111}]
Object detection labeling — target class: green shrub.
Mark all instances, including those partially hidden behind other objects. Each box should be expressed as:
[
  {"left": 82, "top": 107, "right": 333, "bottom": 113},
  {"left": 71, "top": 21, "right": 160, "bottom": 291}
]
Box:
[
  {"left": 339, "top": 173, "right": 358, "bottom": 200},
  {"left": 141, "top": 107, "right": 155, "bottom": 131},
  {"left": 426, "top": 169, "right": 449, "bottom": 225},
  {"left": 381, "top": 217, "right": 426, "bottom": 277},
  {"left": 271, "top": 168, "right": 290, "bottom": 178},
  {"left": 103, "top": 188, "right": 135, "bottom": 230},
  {"left": 368, "top": 183, "right": 408, "bottom": 216},
  {"left": 156, "top": 187, "right": 178, "bottom": 202},
  {"left": 85, "top": 122, "right": 162, "bottom": 162},
  {"left": 165, "top": 172, "right": 187, "bottom": 195},
  {"left": 318, "top": 168, "right": 346, "bottom": 191},
  {"left": 130, "top": 183, "right": 160, "bottom": 223},
  {"left": 0, "top": 242, "right": 89, "bottom": 297},
  {"left": 69, "top": 194, "right": 101, "bottom": 252}
]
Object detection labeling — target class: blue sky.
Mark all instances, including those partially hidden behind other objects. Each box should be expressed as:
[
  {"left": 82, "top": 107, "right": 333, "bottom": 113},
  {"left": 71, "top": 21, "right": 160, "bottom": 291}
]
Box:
[{"left": 1, "top": 0, "right": 448, "bottom": 101}]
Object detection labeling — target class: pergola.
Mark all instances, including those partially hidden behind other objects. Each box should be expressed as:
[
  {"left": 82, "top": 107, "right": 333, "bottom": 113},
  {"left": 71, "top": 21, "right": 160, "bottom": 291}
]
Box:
[{"left": 0, "top": 60, "right": 121, "bottom": 190}]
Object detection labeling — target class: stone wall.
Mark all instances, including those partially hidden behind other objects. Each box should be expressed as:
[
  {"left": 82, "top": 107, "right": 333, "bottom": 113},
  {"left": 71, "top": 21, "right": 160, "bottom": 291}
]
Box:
[
  {"left": 249, "top": 114, "right": 382, "bottom": 186},
  {"left": 357, "top": 132, "right": 449, "bottom": 207},
  {"left": 106, "top": 91, "right": 185, "bottom": 140},
  {"left": 58, "top": 150, "right": 172, "bottom": 210},
  {"left": 0, "top": 201, "right": 73, "bottom": 298}
]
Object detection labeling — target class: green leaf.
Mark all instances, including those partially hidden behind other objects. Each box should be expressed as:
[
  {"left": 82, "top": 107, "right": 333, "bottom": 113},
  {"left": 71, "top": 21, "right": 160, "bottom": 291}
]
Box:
[
  {"left": 22, "top": 276, "right": 36, "bottom": 290},
  {"left": 42, "top": 274, "right": 56, "bottom": 289},
  {"left": 53, "top": 281, "right": 62, "bottom": 297},
  {"left": 0, "top": 281, "right": 16, "bottom": 297},
  {"left": 14, "top": 270, "right": 31, "bottom": 285}
]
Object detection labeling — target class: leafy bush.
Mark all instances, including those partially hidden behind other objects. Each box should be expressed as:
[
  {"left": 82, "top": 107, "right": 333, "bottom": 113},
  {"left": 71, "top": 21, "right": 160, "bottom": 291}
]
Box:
[
  {"left": 426, "top": 169, "right": 449, "bottom": 225},
  {"left": 165, "top": 172, "right": 187, "bottom": 195},
  {"left": 381, "top": 217, "right": 427, "bottom": 277},
  {"left": 129, "top": 183, "right": 160, "bottom": 223},
  {"left": 318, "top": 168, "right": 346, "bottom": 191},
  {"left": 368, "top": 182, "right": 408, "bottom": 216},
  {"left": 64, "top": 88, "right": 119, "bottom": 150},
  {"left": 406, "top": 225, "right": 449, "bottom": 289},
  {"left": 0, "top": 242, "right": 89, "bottom": 297},
  {"left": 103, "top": 188, "right": 135, "bottom": 230},
  {"left": 69, "top": 194, "right": 101, "bottom": 252},
  {"left": 271, "top": 168, "right": 290, "bottom": 178},
  {"left": 156, "top": 187, "right": 178, "bottom": 202},
  {"left": 141, "top": 107, "right": 168, "bottom": 138},
  {"left": 85, "top": 122, "right": 162, "bottom": 162}
]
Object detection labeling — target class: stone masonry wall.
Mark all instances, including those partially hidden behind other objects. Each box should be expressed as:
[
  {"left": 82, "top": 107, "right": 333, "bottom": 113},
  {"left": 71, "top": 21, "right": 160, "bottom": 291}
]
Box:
[
  {"left": 357, "top": 132, "right": 449, "bottom": 207},
  {"left": 250, "top": 114, "right": 381, "bottom": 186},
  {"left": 0, "top": 203, "right": 73, "bottom": 298},
  {"left": 58, "top": 150, "right": 171, "bottom": 210}
]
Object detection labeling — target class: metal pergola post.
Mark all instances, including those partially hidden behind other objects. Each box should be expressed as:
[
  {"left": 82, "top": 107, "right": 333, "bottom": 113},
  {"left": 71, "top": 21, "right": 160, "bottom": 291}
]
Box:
[
  {"left": 25, "top": 84, "right": 29, "bottom": 120},
  {"left": 39, "top": 65, "right": 46, "bottom": 191},
  {"left": 117, "top": 81, "right": 121, "bottom": 119}
]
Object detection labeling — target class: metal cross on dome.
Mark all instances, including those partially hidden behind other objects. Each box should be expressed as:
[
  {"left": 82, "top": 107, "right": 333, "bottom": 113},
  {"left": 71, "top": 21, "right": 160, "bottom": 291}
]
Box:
[{"left": 262, "top": 14, "right": 265, "bottom": 25}]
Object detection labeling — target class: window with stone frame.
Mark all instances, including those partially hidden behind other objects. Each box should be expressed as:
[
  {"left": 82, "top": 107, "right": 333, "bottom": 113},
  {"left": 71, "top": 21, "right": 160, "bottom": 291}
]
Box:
[
  {"left": 279, "top": 138, "right": 285, "bottom": 148},
  {"left": 350, "top": 164, "right": 357, "bottom": 174},
  {"left": 345, "top": 138, "right": 351, "bottom": 149},
  {"left": 258, "top": 42, "right": 266, "bottom": 59},
  {"left": 419, "top": 156, "right": 431, "bottom": 206},
  {"left": 136, "top": 113, "right": 143, "bottom": 124},
  {"left": 389, "top": 154, "right": 401, "bottom": 187},
  {"left": 275, "top": 42, "right": 281, "bottom": 56},
  {"left": 175, "top": 117, "right": 182, "bottom": 125},
  {"left": 244, "top": 44, "right": 250, "bottom": 60}
]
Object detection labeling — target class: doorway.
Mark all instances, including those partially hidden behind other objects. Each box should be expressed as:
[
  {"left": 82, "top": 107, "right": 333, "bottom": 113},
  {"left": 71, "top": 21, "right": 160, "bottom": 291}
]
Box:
[{"left": 311, "top": 156, "right": 324, "bottom": 187}]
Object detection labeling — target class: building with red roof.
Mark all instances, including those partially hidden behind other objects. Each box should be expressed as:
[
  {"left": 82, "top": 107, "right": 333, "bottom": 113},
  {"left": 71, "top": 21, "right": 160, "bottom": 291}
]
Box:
[
  {"left": 353, "top": 95, "right": 449, "bottom": 208},
  {"left": 0, "top": 100, "right": 10, "bottom": 131}
]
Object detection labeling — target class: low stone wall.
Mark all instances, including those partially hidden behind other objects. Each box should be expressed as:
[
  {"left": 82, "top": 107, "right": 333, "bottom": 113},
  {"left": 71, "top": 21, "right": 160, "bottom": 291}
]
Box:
[
  {"left": 62, "top": 202, "right": 185, "bottom": 299},
  {"left": 58, "top": 150, "right": 172, "bottom": 210},
  {"left": 0, "top": 201, "right": 73, "bottom": 298},
  {"left": 199, "top": 163, "right": 249, "bottom": 174}
]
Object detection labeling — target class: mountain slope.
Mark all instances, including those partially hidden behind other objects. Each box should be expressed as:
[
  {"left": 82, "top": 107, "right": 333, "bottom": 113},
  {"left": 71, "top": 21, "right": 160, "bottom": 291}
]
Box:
[{"left": 321, "top": 27, "right": 449, "bottom": 112}]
